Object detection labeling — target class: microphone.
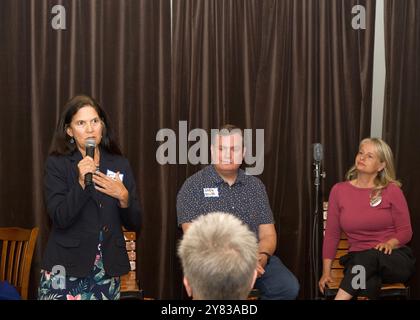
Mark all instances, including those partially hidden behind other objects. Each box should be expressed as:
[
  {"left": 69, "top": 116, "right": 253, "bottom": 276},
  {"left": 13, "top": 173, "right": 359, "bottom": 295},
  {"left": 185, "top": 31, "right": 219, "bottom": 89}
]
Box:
[
  {"left": 313, "top": 143, "right": 324, "bottom": 187},
  {"left": 85, "top": 138, "right": 96, "bottom": 187},
  {"left": 313, "top": 143, "right": 323, "bottom": 162}
]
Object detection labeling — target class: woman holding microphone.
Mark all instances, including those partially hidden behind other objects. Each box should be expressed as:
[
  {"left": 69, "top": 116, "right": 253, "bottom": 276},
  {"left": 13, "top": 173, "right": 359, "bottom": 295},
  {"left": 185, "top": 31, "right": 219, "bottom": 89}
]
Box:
[{"left": 38, "top": 95, "right": 141, "bottom": 300}]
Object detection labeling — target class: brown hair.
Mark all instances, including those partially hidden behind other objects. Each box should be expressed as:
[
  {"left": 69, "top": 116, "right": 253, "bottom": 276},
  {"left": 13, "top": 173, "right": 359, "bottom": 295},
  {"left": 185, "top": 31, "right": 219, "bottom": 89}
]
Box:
[
  {"left": 211, "top": 124, "right": 243, "bottom": 145},
  {"left": 49, "top": 94, "right": 122, "bottom": 156}
]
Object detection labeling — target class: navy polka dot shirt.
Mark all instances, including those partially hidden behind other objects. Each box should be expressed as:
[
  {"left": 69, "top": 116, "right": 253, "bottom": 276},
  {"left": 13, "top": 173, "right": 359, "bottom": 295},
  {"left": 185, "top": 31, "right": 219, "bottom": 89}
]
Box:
[{"left": 176, "top": 165, "right": 274, "bottom": 237}]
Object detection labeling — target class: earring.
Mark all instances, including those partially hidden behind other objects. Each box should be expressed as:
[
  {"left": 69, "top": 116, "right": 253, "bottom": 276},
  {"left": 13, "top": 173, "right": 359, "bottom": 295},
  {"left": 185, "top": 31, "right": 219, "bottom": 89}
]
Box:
[{"left": 70, "top": 138, "right": 75, "bottom": 144}]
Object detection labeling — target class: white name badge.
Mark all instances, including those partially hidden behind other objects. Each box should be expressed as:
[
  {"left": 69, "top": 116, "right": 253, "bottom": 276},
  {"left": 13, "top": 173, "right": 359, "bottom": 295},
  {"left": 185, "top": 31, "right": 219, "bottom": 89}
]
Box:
[
  {"left": 203, "top": 188, "right": 219, "bottom": 197},
  {"left": 370, "top": 196, "right": 382, "bottom": 207},
  {"left": 107, "top": 169, "right": 124, "bottom": 182}
]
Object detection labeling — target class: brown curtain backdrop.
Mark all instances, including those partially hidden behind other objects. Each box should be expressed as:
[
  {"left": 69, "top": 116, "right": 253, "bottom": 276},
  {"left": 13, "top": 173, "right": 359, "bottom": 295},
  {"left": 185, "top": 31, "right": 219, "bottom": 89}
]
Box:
[
  {"left": 0, "top": 0, "right": 378, "bottom": 300},
  {"left": 0, "top": 0, "right": 172, "bottom": 299},
  {"left": 172, "top": 0, "right": 375, "bottom": 299},
  {"left": 383, "top": 0, "right": 420, "bottom": 299}
]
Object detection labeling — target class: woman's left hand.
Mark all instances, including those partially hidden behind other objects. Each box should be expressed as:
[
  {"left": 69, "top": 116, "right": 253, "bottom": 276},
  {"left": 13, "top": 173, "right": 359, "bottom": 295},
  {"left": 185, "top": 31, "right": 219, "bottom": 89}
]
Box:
[
  {"left": 374, "top": 242, "right": 394, "bottom": 255},
  {"left": 93, "top": 171, "right": 129, "bottom": 208}
]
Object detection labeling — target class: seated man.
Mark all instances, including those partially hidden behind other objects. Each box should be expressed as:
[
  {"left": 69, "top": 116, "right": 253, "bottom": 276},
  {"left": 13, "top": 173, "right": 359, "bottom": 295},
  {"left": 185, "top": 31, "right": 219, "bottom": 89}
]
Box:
[
  {"left": 177, "top": 124, "right": 299, "bottom": 300},
  {"left": 177, "top": 212, "right": 258, "bottom": 300}
]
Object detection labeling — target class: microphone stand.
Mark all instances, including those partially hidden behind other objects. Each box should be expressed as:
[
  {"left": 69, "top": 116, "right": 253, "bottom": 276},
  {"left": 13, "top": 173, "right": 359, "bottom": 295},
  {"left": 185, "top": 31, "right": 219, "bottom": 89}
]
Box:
[{"left": 311, "top": 160, "right": 325, "bottom": 299}]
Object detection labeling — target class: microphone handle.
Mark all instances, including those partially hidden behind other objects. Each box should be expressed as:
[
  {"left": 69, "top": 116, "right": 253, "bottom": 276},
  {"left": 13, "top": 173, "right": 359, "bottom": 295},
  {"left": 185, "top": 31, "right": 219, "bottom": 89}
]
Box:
[
  {"left": 314, "top": 162, "right": 321, "bottom": 186},
  {"left": 85, "top": 146, "right": 95, "bottom": 187},
  {"left": 85, "top": 172, "right": 93, "bottom": 186}
]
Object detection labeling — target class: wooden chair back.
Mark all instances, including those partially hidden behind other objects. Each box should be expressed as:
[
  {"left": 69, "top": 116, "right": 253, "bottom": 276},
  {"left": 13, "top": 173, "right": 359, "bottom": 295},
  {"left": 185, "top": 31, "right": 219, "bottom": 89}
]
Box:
[
  {"left": 0, "top": 227, "right": 39, "bottom": 299},
  {"left": 120, "top": 229, "right": 143, "bottom": 299}
]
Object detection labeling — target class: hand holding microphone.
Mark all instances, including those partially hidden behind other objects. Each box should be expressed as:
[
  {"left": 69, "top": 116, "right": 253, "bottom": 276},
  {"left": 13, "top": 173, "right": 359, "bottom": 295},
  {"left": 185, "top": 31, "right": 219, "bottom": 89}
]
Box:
[{"left": 78, "top": 138, "right": 96, "bottom": 189}]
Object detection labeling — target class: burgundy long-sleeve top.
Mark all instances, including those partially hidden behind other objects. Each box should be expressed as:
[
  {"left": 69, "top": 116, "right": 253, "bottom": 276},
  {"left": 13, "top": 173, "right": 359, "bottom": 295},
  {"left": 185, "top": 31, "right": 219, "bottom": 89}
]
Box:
[{"left": 323, "top": 181, "right": 412, "bottom": 260}]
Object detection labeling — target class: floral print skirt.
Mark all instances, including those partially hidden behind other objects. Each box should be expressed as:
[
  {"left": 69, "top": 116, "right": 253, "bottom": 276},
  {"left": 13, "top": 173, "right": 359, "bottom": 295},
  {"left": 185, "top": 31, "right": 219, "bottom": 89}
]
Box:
[{"left": 38, "top": 233, "right": 120, "bottom": 300}]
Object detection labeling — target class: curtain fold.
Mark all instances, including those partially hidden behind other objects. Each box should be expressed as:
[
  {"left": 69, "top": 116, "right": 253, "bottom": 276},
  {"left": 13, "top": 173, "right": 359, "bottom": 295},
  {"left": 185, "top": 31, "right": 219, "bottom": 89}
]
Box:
[{"left": 383, "top": 0, "right": 420, "bottom": 300}]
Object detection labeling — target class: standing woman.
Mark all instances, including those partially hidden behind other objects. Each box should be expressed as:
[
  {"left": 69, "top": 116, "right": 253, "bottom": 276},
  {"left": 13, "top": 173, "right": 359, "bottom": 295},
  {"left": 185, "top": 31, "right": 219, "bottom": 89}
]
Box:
[
  {"left": 319, "top": 138, "right": 415, "bottom": 300},
  {"left": 38, "top": 95, "right": 141, "bottom": 300}
]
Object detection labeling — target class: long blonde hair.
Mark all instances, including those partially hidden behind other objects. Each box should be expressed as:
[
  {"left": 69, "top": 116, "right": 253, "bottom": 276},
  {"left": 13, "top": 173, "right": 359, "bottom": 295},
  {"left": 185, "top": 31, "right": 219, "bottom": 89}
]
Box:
[{"left": 345, "top": 138, "right": 401, "bottom": 196}]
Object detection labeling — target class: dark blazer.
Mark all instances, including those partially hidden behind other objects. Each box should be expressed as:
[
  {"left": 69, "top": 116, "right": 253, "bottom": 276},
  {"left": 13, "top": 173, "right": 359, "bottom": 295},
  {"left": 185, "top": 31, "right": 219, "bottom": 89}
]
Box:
[{"left": 41, "top": 148, "right": 142, "bottom": 277}]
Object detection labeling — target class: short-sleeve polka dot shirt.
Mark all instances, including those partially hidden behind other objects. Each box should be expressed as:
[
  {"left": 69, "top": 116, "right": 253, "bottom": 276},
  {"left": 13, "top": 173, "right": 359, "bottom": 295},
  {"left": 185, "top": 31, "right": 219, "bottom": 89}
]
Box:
[{"left": 176, "top": 165, "right": 274, "bottom": 237}]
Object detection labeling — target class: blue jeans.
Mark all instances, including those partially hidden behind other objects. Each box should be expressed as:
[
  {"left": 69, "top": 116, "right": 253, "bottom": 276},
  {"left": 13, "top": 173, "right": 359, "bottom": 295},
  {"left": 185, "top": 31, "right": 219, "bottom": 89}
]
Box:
[{"left": 254, "top": 255, "right": 300, "bottom": 300}]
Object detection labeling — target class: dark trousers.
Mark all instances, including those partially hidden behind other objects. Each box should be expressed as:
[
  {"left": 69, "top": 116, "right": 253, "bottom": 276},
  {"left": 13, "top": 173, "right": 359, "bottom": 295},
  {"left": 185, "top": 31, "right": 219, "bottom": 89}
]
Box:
[{"left": 339, "top": 246, "right": 415, "bottom": 299}]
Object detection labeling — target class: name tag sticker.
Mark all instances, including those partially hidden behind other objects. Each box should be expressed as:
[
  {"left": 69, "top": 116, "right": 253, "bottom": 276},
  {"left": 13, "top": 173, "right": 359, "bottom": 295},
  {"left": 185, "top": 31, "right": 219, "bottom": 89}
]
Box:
[
  {"left": 203, "top": 188, "right": 219, "bottom": 198},
  {"left": 107, "top": 169, "right": 124, "bottom": 182}
]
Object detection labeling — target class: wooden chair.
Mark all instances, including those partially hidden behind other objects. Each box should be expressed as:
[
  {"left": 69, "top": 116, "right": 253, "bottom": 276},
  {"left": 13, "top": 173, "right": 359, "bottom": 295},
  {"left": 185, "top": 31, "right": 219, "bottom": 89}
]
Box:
[
  {"left": 120, "top": 230, "right": 143, "bottom": 300},
  {"left": 322, "top": 202, "right": 410, "bottom": 299},
  {"left": 0, "top": 227, "right": 39, "bottom": 299}
]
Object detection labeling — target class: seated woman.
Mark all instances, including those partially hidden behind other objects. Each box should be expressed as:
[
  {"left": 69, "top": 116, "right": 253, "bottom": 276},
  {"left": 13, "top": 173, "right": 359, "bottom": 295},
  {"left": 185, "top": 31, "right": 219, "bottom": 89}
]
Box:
[{"left": 319, "top": 138, "right": 415, "bottom": 300}]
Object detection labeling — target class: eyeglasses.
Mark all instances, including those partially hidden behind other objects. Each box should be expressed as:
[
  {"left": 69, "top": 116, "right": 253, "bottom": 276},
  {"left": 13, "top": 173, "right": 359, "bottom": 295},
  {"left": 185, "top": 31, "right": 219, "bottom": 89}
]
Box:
[{"left": 72, "top": 117, "right": 102, "bottom": 130}]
